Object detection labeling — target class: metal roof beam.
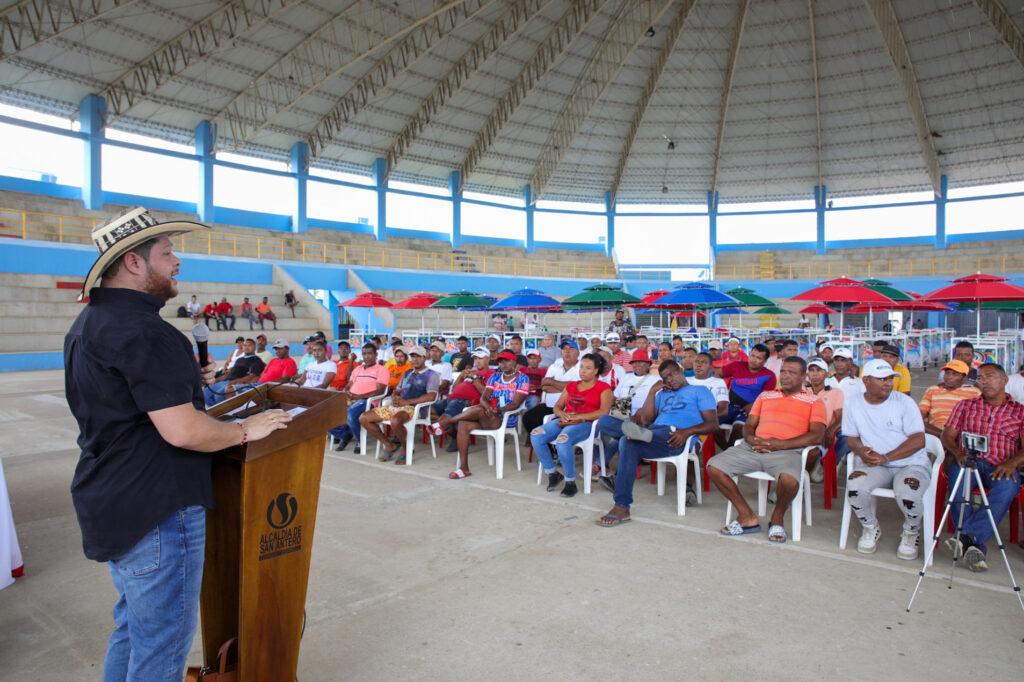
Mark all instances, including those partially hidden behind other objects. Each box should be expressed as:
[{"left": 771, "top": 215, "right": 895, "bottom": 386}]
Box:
[
  {"left": 863, "top": 0, "right": 943, "bottom": 197},
  {"left": 809, "top": 0, "right": 823, "bottom": 188},
  {"left": 305, "top": 0, "right": 492, "bottom": 164},
  {"left": 711, "top": 0, "right": 750, "bottom": 196},
  {"left": 528, "top": 0, "right": 674, "bottom": 203},
  {"left": 382, "top": 0, "right": 549, "bottom": 181},
  {"left": 608, "top": 0, "right": 696, "bottom": 207},
  {"left": 972, "top": 0, "right": 1024, "bottom": 71},
  {"left": 457, "top": 0, "right": 606, "bottom": 192},
  {"left": 1, "top": 0, "right": 134, "bottom": 60},
  {"left": 221, "top": 0, "right": 470, "bottom": 153},
  {"left": 102, "top": 0, "right": 298, "bottom": 124}
]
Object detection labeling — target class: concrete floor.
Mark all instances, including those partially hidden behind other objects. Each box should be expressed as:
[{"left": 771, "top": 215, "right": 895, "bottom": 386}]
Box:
[{"left": 2, "top": 369, "right": 1024, "bottom": 681}]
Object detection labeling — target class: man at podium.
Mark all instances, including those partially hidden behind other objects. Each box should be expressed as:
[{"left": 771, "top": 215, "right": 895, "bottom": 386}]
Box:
[{"left": 64, "top": 208, "right": 291, "bottom": 682}]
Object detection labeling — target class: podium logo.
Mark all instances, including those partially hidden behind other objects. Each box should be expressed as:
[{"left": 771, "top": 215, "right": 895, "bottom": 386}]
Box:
[{"left": 266, "top": 492, "right": 298, "bottom": 529}]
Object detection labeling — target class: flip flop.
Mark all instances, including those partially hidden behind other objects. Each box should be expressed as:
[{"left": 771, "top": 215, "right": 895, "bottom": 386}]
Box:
[
  {"left": 768, "top": 524, "right": 788, "bottom": 543},
  {"left": 720, "top": 520, "right": 762, "bottom": 536},
  {"left": 596, "top": 513, "right": 631, "bottom": 528},
  {"left": 448, "top": 469, "right": 472, "bottom": 479}
]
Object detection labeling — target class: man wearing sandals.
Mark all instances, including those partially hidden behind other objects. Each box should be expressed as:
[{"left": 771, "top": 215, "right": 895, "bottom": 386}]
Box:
[
  {"left": 708, "top": 356, "right": 826, "bottom": 543},
  {"left": 434, "top": 351, "right": 530, "bottom": 479},
  {"left": 360, "top": 346, "right": 440, "bottom": 464},
  {"left": 596, "top": 360, "right": 718, "bottom": 527}
]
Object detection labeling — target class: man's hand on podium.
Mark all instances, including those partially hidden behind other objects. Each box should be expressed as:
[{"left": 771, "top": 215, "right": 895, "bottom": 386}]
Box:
[{"left": 243, "top": 409, "right": 293, "bottom": 442}]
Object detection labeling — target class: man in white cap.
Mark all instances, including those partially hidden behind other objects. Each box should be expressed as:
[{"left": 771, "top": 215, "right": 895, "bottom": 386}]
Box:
[
  {"left": 843, "top": 359, "right": 930, "bottom": 560},
  {"left": 485, "top": 333, "right": 503, "bottom": 369},
  {"left": 425, "top": 341, "right": 454, "bottom": 395},
  {"left": 832, "top": 347, "right": 863, "bottom": 400},
  {"left": 64, "top": 207, "right": 289, "bottom": 680},
  {"left": 605, "top": 332, "right": 632, "bottom": 374}
]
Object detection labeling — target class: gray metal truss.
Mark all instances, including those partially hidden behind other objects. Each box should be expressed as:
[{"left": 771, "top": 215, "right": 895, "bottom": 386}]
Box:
[
  {"left": 305, "top": 0, "right": 493, "bottom": 164},
  {"left": 972, "top": 0, "right": 1024, "bottom": 71},
  {"left": 1, "top": 0, "right": 134, "bottom": 60},
  {"left": 809, "top": 0, "right": 823, "bottom": 187},
  {"left": 102, "top": 0, "right": 299, "bottom": 123},
  {"left": 382, "top": 0, "right": 550, "bottom": 181},
  {"left": 711, "top": 0, "right": 749, "bottom": 197},
  {"left": 863, "top": 0, "right": 943, "bottom": 196},
  {"left": 527, "top": 0, "right": 674, "bottom": 203},
  {"left": 217, "top": 0, "right": 470, "bottom": 152},
  {"left": 457, "top": 0, "right": 606, "bottom": 193},
  {"left": 608, "top": 0, "right": 696, "bottom": 207}
]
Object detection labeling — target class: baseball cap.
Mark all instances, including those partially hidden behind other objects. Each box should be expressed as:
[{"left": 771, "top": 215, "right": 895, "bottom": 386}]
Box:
[
  {"left": 818, "top": 344, "right": 834, "bottom": 353},
  {"left": 880, "top": 344, "right": 901, "bottom": 358},
  {"left": 942, "top": 359, "right": 970, "bottom": 375},
  {"left": 598, "top": 345, "right": 613, "bottom": 354},
  {"left": 630, "top": 349, "right": 652, "bottom": 364},
  {"left": 303, "top": 335, "right": 313, "bottom": 343},
  {"left": 707, "top": 339, "right": 723, "bottom": 350},
  {"left": 605, "top": 332, "right": 621, "bottom": 343},
  {"left": 526, "top": 348, "right": 541, "bottom": 357},
  {"left": 833, "top": 347, "right": 854, "bottom": 359},
  {"left": 407, "top": 345, "right": 427, "bottom": 357},
  {"left": 559, "top": 339, "right": 579, "bottom": 350},
  {"left": 496, "top": 350, "right": 517, "bottom": 362},
  {"left": 807, "top": 358, "right": 829, "bottom": 372},
  {"left": 271, "top": 338, "right": 289, "bottom": 349},
  {"left": 862, "top": 358, "right": 898, "bottom": 378},
  {"left": 488, "top": 333, "right": 502, "bottom": 342},
  {"left": 471, "top": 348, "right": 490, "bottom": 358},
  {"left": 312, "top": 330, "right": 326, "bottom": 340},
  {"left": 430, "top": 341, "right": 446, "bottom": 351}
]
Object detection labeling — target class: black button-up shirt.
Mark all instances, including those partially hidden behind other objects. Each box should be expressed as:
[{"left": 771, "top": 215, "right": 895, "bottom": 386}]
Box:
[{"left": 65, "top": 287, "right": 215, "bottom": 562}]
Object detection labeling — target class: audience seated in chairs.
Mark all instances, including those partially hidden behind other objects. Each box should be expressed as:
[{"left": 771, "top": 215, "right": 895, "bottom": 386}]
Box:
[
  {"left": 843, "top": 359, "right": 930, "bottom": 560},
  {"left": 919, "top": 359, "right": 980, "bottom": 438},
  {"left": 203, "top": 338, "right": 265, "bottom": 407},
  {"left": 224, "top": 339, "right": 297, "bottom": 399},
  {"left": 595, "top": 349, "right": 659, "bottom": 489},
  {"left": 521, "top": 340, "right": 581, "bottom": 434},
  {"left": 361, "top": 346, "right": 440, "bottom": 465},
  {"left": 294, "top": 340, "right": 336, "bottom": 389},
  {"left": 709, "top": 356, "right": 826, "bottom": 544},
  {"left": 431, "top": 349, "right": 494, "bottom": 453},
  {"left": 596, "top": 359, "right": 717, "bottom": 527},
  {"left": 432, "top": 351, "right": 529, "bottom": 479}
]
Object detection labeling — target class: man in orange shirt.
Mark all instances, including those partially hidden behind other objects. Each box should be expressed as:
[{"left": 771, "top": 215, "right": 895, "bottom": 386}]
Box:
[
  {"left": 919, "top": 359, "right": 980, "bottom": 437},
  {"left": 709, "top": 356, "right": 827, "bottom": 543}
]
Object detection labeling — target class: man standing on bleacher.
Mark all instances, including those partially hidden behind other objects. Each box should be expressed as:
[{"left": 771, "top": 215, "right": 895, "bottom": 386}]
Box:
[{"left": 64, "top": 207, "right": 288, "bottom": 680}]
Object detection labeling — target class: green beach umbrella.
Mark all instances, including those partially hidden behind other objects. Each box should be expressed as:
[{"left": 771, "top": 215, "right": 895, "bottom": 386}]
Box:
[
  {"left": 725, "top": 286, "right": 774, "bottom": 307},
  {"left": 432, "top": 291, "right": 495, "bottom": 334}
]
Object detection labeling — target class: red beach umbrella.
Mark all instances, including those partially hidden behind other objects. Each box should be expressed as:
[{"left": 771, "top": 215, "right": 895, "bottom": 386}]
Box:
[
  {"left": 792, "top": 279, "right": 894, "bottom": 330},
  {"left": 338, "top": 292, "right": 394, "bottom": 334},
  {"left": 920, "top": 273, "right": 1024, "bottom": 335},
  {"left": 391, "top": 293, "right": 440, "bottom": 329}
]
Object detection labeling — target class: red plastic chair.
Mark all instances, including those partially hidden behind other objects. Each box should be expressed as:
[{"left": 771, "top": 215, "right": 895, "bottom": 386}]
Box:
[{"left": 936, "top": 466, "right": 1024, "bottom": 543}]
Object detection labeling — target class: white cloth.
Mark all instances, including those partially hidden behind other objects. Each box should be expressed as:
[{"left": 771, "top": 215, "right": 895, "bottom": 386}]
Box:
[
  {"left": 542, "top": 359, "right": 581, "bottom": 408},
  {"left": 823, "top": 376, "right": 841, "bottom": 390},
  {"left": 302, "top": 360, "right": 337, "bottom": 388},
  {"left": 1006, "top": 372, "right": 1024, "bottom": 404},
  {"left": 687, "top": 376, "right": 729, "bottom": 404},
  {"left": 837, "top": 375, "right": 865, "bottom": 401},
  {"left": 842, "top": 390, "right": 929, "bottom": 469},
  {"left": 1, "top": 457, "right": 24, "bottom": 591},
  {"left": 614, "top": 373, "right": 659, "bottom": 415}
]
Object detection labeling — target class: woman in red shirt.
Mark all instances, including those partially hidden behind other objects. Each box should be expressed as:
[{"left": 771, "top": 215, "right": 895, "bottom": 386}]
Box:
[{"left": 529, "top": 354, "right": 612, "bottom": 497}]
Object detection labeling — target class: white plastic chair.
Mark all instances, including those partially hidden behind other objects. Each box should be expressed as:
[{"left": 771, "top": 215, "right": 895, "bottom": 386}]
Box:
[
  {"left": 373, "top": 399, "right": 437, "bottom": 465},
  {"left": 649, "top": 434, "right": 701, "bottom": 516},
  {"left": 468, "top": 405, "right": 526, "bottom": 479},
  {"left": 839, "top": 433, "right": 944, "bottom": 567},
  {"left": 355, "top": 389, "right": 390, "bottom": 457},
  {"left": 534, "top": 415, "right": 602, "bottom": 494},
  {"left": 724, "top": 446, "right": 817, "bottom": 542}
]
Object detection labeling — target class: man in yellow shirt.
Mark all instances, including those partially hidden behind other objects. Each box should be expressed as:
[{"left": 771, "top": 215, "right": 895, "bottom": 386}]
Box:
[{"left": 861, "top": 343, "right": 911, "bottom": 395}]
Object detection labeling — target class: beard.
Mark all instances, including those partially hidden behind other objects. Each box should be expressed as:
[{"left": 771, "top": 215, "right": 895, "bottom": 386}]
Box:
[{"left": 144, "top": 268, "right": 177, "bottom": 300}]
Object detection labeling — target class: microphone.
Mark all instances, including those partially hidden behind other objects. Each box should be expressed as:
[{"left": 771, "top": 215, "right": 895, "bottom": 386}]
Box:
[{"left": 192, "top": 323, "right": 210, "bottom": 368}]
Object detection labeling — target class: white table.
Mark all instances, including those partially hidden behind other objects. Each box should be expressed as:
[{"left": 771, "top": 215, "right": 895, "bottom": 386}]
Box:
[{"left": 0, "top": 457, "right": 24, "bottom": 590}]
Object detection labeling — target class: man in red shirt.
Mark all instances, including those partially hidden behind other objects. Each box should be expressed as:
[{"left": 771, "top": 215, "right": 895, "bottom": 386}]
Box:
[
  {"left": 941, "top": 363, "right": 1024, "bottom": 571},
  {"left": 216, "top": 297, "right": 236, "bottom": 331},
  {"left": 709, "top": 356, "right": 826, "bottom": 543},
  {"left": 720, "top": 343, "right": 776, "bottom": 444},
  {"left": 202, "top": 301, "right": 221, "bottom": 329},
  {"left": 520, "top": 349, "right": 546, "bottom": 410},
  {"left": 605, "top": 332, "right": 633, "bottom": 374},
  {"left": 223, "top": 339, "right": 295, "bottom": 399}
]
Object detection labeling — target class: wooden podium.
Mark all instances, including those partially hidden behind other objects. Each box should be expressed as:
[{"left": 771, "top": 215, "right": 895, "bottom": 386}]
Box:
[{"left": 203, "top": 385, "right": 346, "bottom": 681}]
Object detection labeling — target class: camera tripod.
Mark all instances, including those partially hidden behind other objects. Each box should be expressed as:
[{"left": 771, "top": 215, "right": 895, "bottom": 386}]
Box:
[{"left": 906, "top": 449, "right": 1024, "bottom": 617}]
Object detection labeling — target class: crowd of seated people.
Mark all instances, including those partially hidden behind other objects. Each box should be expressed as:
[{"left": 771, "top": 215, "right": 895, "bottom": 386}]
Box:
[
  {"left": 186, "top": 293, "right": 295, "bottom": 331},
  {"left": 230, "top": 325, "right": 1018, "bottom": 569}
]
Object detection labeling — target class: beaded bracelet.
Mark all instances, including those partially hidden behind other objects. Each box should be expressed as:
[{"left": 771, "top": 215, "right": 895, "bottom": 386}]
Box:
[{"left": 238, "top": 422, "right": 248, "bottom": 446}]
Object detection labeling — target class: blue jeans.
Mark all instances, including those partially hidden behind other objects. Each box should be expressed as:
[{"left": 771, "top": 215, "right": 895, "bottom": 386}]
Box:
[
  {"left": 328, "top": 399, "right": 369, "bottom": 443},
  {"left": 524, "top": 395, "right": 540, "bottom": 410},
  {"left": 241, "top": 311, "right": 256, "bottom": 329},
  {"left": 203, "top": 380, "right": 230, "bottom": 407},
  {"left": 613, "top": 425, "right": 690, "bottom": 510},
  {"left": 530, "top": 419, "right": 594, "bottom": 482},
  {"left": 597, "top": 415, "right": 627, "bottom": 461},
  {"left": 948, "top": 458, "right": 1022, "bottom": 554},
  {"left": 104, "top": 505, "right": 206, "bottom": 682}
]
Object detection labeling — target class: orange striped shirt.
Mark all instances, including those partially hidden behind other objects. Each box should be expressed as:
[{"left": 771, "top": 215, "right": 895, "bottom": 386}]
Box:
[
  {"left": 919, "top": 384, "right": 981, "bottom": 429},
  {"left": 750, "top": 390, "right": 827, "bottom": 440}
]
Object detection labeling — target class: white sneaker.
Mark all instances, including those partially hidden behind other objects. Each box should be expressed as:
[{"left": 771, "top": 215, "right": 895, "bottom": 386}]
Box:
[
  {"left": 897, "top": 530, "right": 919, "bottom": 561},
  {"left": 810, "top": 460, "right": 824, "bottom": 483},
  {"left": 857, "top": 524, "right": 881, "bottom": 554}
]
